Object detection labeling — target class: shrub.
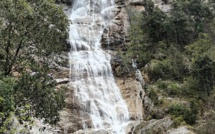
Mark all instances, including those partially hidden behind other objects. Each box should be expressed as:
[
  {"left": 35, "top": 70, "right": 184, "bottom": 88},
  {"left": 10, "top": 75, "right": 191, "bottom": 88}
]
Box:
[
  {"left": 148, "top": 87, "right": 159, "bottom": 104},
  {"left": 192, "top": 56, "right": 215, "bottom": 96},
  {"left": 157, "top": 80, "right": 168, "bottom": 90},
  {"left": 169, "top": 103, "right": 189, "bottom": 117},
  {"left": 168, "top": 102, "right": 198, "bottom": 125},
  {"left": 147, "top": 59, "right": 173, "bottom": 81},
  {"left": 173, "top": 116, "right": 185, "bottom": 128},
  {"left": 156, "top": 80, "right": 182, "bottom": 96},
  {"left": 166, "top": 82, "right": 182, "bottom": 95},
  {"left": 181, "top": 77, "right": 199, "bottom": 96},
  {"left": 197, "top": 113, "right": 215, "bottom": 134}
]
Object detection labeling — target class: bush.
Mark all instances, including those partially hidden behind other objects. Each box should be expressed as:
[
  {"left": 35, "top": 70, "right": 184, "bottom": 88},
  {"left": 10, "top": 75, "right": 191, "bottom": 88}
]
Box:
[
  {"left": 169, "top": 103, "right": 189, "bottom": 117},
  {"left": 173, "top": 116, "right": 185, "bottom": 128},
  {"left": 181, "top": 77, "right": 199, "bottom": 96},
  {"left": 156, "top": 79, "right": 168, "bottom": 90},
  {"left": 197, "top": 113, "right": 215, "bottom": 134},
  {"left": 166, "top": 82, "right": 182, "bottom": 95},
  {"left": 147, "top": 59, "right": 173, "bottom": 81},
  {"left": 148, "top": 87, "right": 159, "bottom": 104},
  {"left": 192, "top": 56, "right": 215, "bottom": 96},
  {"left": 168, "top": 102, "right": 198, "bottom": 125},
  {"left": 156, "top": 80, "right": 182, "bottom": 96}
]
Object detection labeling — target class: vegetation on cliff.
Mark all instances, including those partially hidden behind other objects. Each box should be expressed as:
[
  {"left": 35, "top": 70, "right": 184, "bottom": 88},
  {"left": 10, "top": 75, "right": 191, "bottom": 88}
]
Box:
[
  {"left": 125, "top": 0, "right": 215, "bottom": 132},
  {"left": 0, "top": 0, "right": 68, "bottom": 133}
]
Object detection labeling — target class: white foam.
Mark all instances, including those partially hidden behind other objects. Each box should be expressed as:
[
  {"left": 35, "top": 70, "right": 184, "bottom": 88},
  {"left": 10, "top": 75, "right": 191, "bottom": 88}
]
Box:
[{"left": 68, "top": 0, "right": 129, "bottom": 133}]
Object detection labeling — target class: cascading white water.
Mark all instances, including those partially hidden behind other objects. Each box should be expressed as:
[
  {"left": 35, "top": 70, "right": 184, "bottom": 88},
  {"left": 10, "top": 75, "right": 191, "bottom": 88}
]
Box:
[{"left": 68, "top": 0, "right": 129, "bottom": 133}]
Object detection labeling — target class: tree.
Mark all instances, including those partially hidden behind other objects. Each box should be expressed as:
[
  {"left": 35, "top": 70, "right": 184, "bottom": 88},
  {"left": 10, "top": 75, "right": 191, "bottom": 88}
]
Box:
[
  {"left": 14, "top": 63, "right": 65, "bottom": 124},
  {"left": 0, "top": 76, "right": 15, "bottom": 133},
  {"left": 169, "top": 4, "right": 194, "bottom": 47},
  {"left": 192, "top": 56, "right": 215, "bottom": 96},
  {"left": 187, "top": 0, "right": 214, "bottom": 35},
  {"left": 0, "top": 0, "right": 68, "bottom": 131},
  {"left": 0, "top": 0, "right": 68, "bottom": 75},
  {"left": 171, "top": 0, "right": 214, "bottom": 41},
  {"left": 142, "top": 8, "right": 168, "bottom": 43}
]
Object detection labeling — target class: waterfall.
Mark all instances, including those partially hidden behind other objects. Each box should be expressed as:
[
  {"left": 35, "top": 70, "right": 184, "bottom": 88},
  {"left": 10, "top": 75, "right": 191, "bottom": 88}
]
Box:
[{"left": 68, "top": 0, "right": 129, "bottom": 133}]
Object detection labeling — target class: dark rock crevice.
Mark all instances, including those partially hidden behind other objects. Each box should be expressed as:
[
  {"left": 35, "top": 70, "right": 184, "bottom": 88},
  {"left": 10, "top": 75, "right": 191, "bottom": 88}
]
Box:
[{"left": 55, "top": 0, "right": 73, "bottom": 6}]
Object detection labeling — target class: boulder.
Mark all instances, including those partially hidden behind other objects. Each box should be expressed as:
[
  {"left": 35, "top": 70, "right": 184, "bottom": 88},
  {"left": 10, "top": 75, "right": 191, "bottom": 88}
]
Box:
[
  {"left": 167, "top": 126, "right": 195, "bottom": 134},
  {"left": 133, "top": 117, "right": 173, "bottom": 133}
]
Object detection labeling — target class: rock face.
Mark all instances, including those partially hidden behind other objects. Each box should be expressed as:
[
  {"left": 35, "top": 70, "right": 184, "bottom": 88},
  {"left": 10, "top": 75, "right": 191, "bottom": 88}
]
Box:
[
  {"left": 116, "top": 77, "right": 144, "bottom": 120},
  {"left": 59, "top": 87, "right": 94, "bottom": 133},
  {"left": 167, "top": 126, "right": 195, "bottom": 134},
  {"left": 101, "top": 1, "right": 130, "bottom": 50},
  {"left": 152, "top": 0, "right": 172, "bottom": 13},
  {"left": 133, "top": 117, "right": 173, "bottom": 134},
  {"left": 102, "top": 0, "right": 146, "bottom": 122},
  {"left": 103, "top": 0, "right": 174, "bottom": 133}
]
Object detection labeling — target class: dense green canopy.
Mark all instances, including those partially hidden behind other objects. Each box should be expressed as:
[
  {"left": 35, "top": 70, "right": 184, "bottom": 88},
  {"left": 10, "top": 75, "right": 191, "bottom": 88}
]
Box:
[{"left": 0, "top": 0, "right": 68, "bottom": 132}]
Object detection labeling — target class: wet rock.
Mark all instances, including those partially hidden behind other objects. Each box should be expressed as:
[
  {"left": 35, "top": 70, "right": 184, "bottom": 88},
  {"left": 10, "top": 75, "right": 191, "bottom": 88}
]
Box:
[
  {"left": 64, "top": 39, "right": 71, "bottom": 52},
  {"left": 110, "top": 55, "right": 125, "bottom": 76},
  {"left": 59, "top": 107, "right": 94, "bottom": 133},
  {"left": 74, "top": 129, "right": 109, "bottom": 134},
  {"left": 116, "top": 77, "right": 145, "bottom": 120},
  {"left": 55, "top": 78, "right": 69, "bottom": 84},
  {"left": 101, "top": 6, "right": 129, "bottom": 50}
]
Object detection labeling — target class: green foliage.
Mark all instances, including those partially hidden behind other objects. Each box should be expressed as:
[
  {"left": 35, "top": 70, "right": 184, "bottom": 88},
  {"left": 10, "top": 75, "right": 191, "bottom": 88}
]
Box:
[
  {"left": 169, "top": 102, "right": 198, "bottom": 125},
  {"left": 187, "top": 0, "right": 214, "bottom": 34},
  {"left": 169, "top": 6, "right": 194, "bottom": 46},
  {"left": 147, "top": 59, "right": 173, "bottom": 80},
  {"left": 186, "top": 101, "right": 198, "bottom": 124},
  {"left": 0, "top": 0, "right": 68, "bottom": 75},
  {"left": 143, "top": 0, "right": 213, "bottom": 47},
  {"left": 14, "top": 68, "right": 65, "bottom": 124},
  {"left": 166, "top": 82, "right": 181, "bottom": 96},
  {"left": 185, "top": 34, "right": 213, "bottom": 61},
  {"left": 192, "top": 56, "right": 215, "bottom": 96},
  {"left": 125, "top": 0, "right": 215, "bottom": 129},
  {"left": 0, "top": 76, "right": 15, "bottom": 132},
  {"left": 169, "top": 103, "right": 189, "bottom": 117},
  {"left": 0, "top": 0, "right": 68, "bottom": 132},
  {"left": 141, "top": 0, "right": 154, "bottom": 13},
  {"left": 147, "top": 85, "right": 165, "bottom": 106},
  {"left": 181, "top": 77, "right": 200, "bottom": 98},
  {"left": 142, "top": 8, "right": 168, "bottom": 43},
  {"left": 148, "top": 87, "right": 160, "bottom": 105},
  {"left": 171, "top": 0, "right": 214, "bottom": 39},
  {"left": 196, "top": 112, "right": 215, "bottom": 134},
  {"left": 0, "top": 63, "right": 66, "bottom": 132},
  {"left": 156, "top": 80, "right": 188, "bottom": 98},
  {"left": 146, "top": 46, "right": 186, "bottom": 81},
  {"left": 172, "top": 116, "right": 185, "bottom": 128},
  {"left": 126, "top": 8, "right": 150, "bottom": 66}
]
